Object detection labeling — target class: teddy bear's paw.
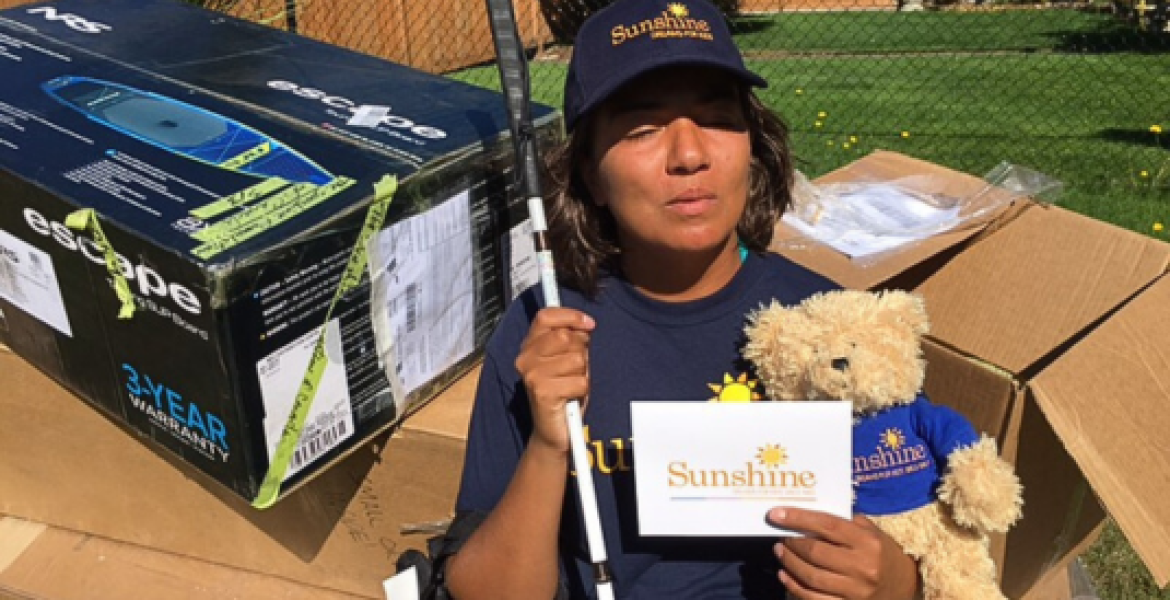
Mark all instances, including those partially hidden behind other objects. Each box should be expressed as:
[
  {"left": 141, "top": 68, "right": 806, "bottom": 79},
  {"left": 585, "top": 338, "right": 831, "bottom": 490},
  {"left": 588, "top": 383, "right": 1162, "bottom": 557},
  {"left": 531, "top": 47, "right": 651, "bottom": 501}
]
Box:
[
  {"left": 919, "top": 537, "right": 1007, "bottom": 600},
  {"left": 937, "top": 436, "right": 1023, "bottom": 533}
]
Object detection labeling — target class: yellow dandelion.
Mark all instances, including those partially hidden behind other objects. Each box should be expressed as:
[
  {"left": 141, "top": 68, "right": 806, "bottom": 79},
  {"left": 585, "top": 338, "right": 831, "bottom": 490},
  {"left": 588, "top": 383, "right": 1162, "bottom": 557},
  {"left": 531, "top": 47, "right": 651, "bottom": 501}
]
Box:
[
  {"left": 796, "top": 88, "right": 804, "bottom": 95},
  {"left": 843, "top": 143, "right": 851, "bottom": 149},
  {"left": 901, "top": 131, "right": 910, "bottom": 138},
  {"left": 849, "top": 136, "right": 858, "bottom": 143},
  {"left": 1152, "top": 125, "right": 1164, "bottom": 135},
  {"left": 826, "top": 140, "right": 835, "bottom": 147},
  {"left": 818, "top": 111, "right": 827, "bottom": 118},
  {"left": 1155, "top": 223, "right": 1165, "bottom": 232},
  {"left": 814, "top": 121, "right": 823, "bottom": 128},
  {"left": 1141, "top": 170, "right": 1150, "bottom": 178}
]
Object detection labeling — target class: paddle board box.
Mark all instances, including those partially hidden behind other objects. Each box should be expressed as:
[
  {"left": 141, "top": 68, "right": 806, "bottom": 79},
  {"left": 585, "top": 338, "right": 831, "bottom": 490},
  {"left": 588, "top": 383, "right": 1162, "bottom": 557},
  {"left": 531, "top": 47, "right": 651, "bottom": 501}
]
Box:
[{"left": 0, "top": 0, "right": 559, "bottom": 503}]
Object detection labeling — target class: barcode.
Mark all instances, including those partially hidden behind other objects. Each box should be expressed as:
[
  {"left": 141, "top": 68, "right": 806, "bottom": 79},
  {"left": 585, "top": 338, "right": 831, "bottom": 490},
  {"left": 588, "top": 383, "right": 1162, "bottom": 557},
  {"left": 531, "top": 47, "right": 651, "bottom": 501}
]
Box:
[
  {"left": 0, "top": 253, "right": 22, "bottom": 303},
  {"left": 405, "top": 283, "right": 418, "bottom": 333},
  {"left": 289, "top": 419, "right": 348, "bottom": 472}
]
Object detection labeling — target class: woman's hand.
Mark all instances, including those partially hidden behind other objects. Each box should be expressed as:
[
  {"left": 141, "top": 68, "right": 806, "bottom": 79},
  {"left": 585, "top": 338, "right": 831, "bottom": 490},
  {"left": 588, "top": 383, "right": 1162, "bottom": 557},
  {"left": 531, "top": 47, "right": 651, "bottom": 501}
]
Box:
[
  {"left": 515, "top": 308, "right": 596, "bottom": 454},
  {"left": 768, "top": 508, "right": 920, "bottom": 600}
]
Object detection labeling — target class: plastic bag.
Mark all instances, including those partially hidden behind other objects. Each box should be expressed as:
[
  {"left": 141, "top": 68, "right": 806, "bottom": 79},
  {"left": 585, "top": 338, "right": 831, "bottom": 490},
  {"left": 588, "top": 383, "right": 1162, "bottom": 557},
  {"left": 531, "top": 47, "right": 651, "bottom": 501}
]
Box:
[{"left": 781, "top": 162, "right": 1063, "bottom": 268}]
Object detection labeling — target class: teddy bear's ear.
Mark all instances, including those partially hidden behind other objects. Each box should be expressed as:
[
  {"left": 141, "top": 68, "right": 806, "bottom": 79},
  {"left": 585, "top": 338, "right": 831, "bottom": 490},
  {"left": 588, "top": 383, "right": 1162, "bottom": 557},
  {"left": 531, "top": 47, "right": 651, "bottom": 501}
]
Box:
[
  {"left": 744, "top": 300, "right": 793, "bottom": 342},
  {"left": 743, "top": 300, "right": 815, "bottom": 400},
  {"left": 875, "top": 291, "right": 929, "bottom": 336}
]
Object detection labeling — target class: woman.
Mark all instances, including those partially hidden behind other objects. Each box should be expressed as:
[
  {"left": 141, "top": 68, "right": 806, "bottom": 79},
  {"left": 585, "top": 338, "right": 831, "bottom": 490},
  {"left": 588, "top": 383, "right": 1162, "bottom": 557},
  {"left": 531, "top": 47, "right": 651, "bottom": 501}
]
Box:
[{"left": 445, "top": 0, "right": 921, "bottom": 597}]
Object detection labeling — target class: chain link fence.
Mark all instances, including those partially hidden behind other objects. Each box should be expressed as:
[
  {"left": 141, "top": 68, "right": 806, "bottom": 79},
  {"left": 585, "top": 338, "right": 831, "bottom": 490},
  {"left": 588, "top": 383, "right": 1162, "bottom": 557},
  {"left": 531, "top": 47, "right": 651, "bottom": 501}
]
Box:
[
  {"left": 0, "top": 0, "right": 1164, "bottom": 224},
  {"left": 182, "top": 0, "right": 1170, "bottom": 229}
]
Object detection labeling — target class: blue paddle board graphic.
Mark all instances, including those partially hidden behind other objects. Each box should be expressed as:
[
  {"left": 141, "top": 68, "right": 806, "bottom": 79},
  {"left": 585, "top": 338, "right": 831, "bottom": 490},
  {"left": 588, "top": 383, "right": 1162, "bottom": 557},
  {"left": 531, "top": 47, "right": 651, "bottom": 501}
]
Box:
[{"left": 43, "top": 76, "right": 334, "bottom": 185}]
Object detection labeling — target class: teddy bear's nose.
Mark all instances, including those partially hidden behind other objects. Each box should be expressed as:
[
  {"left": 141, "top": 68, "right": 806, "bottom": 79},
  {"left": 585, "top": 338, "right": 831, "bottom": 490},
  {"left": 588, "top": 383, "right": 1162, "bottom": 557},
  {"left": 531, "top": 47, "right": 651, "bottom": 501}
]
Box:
[{"left": 831, "top": 357, "right": 850, "bottom": 371}]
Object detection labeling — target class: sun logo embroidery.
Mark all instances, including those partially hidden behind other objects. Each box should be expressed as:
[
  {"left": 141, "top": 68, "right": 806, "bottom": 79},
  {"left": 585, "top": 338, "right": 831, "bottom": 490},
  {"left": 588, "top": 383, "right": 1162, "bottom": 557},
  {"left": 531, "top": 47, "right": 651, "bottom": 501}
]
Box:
[
  {"left": 756, "top": 443, "right": 788, "bottom": 468},
  {"left": 610, "top": 2, "right": 713, "bottom": 45},
  {"left": 708, "top": 372, "right": 762, "bottom": 402},
  {"left": 854, "top": 427, "right": 931, "bottom": 484},
  {"left": 880, "top": 428, "right": 907, "bottom": 451}
]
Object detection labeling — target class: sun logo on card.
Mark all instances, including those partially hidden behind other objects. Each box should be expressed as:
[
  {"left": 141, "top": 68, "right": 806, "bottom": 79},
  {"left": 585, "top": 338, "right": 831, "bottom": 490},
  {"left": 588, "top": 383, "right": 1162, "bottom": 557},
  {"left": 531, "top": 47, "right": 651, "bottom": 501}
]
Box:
[
  {"left": 880, "top": 428, "right": 907, "bottom": 451},
  {"left": 708, "top": 372, "right": 761, "bottom": 402},
  {"left": 756, "top": 443, "right": 788, "bottom": 468},
  {"left": 668, "top": 2, "right": 689, "bottom": 17}
]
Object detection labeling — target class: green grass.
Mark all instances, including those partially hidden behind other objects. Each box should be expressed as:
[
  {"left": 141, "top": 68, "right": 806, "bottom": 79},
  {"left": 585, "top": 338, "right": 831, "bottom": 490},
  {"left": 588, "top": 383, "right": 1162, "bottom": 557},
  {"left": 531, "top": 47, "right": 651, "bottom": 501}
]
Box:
[
  {"left": 1085, "top": 520, "right": 1170, "bottom": 599},
  {"left": 447, "top": 62, "right": 565, "bottom": 108},
  {"left": 450, "top": 19, "right": 1170, "bottom": 593}
]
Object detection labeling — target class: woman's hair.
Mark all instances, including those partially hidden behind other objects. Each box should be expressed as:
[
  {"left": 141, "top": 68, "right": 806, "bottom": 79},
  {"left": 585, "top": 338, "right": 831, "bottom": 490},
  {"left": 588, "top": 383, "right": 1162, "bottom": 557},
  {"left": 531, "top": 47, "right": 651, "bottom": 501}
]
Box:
[{"left": 542, "top": 89, "right": 794, "bottom": 297}]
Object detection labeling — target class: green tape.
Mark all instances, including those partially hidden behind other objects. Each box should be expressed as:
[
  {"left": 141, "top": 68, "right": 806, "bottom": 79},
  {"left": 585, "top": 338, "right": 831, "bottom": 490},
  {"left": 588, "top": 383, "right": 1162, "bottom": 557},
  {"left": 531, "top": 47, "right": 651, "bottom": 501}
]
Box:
[
  {"left": 337, "top": 176, "right": 397, "bottom": 296},
  {"left": 190, "top": 177, "right": 355, "bottom": 260},
  {"left": 191, "top": 182, "right": 316, "bottom": 243},
  {"left": 193, "top": 178, "right": 354, "bottom": 242},
  {"left": 190, "top": 177, "right": 289, "bottom": 220},
  {"left": 64, "top": 209, "right": 135, "bottom": 320},
  {"left": 252, "top": 174, "right": 398, "bottom": 509},
  {"left": 220, "top": 141, "right": 272, "bottom": 170}
]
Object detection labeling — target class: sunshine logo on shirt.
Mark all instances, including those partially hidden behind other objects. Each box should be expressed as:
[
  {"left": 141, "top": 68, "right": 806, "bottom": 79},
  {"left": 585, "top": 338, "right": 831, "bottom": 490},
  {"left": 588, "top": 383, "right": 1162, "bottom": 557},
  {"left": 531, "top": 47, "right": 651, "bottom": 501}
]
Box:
[
  {"left": 708, "top": 372, "right": 762, "bottom": 402},
  {"left": 853, "top": 427, "right": 932, "bottom": 484}
]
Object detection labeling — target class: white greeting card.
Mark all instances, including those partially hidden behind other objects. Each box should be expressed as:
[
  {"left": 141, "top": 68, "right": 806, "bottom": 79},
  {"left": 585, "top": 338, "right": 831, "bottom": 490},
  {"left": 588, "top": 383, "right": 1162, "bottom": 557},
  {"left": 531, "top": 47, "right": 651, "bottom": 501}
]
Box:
[{"left": 631, "top": 401, "right": 852, "bottom": 537}]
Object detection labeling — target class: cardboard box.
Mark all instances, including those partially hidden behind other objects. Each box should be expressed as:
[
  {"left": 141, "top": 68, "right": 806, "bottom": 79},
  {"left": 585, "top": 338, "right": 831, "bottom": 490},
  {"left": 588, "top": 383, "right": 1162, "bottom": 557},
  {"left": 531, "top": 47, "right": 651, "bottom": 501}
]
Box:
[
  {"left": 3, "top": 519, "right": 1090, "bottom": 600},
  {"left": 2, "top": 516, "right": 1091, "bottom": 600},
  {"left": 772, "top": 150, "right": 1170, "bottom": 594},
  {"left": 0, "top": 345, "right": 479, "bottom": 598},
  {"left": 0, "top": 0, "right": 557, "bottom": 503},
  {"left": 0, "top": 519, "right": 1095, "bottom": 600},
  {"left": 0, "top": 516, "right": 367, "bottom": 600}
]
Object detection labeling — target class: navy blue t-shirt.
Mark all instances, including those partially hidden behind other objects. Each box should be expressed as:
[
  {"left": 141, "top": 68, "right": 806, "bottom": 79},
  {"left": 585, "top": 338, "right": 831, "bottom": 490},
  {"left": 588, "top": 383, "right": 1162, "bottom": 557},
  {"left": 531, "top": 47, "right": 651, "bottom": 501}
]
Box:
[{"left": 456, "top": 252, "right": 838, "bottom": 599}]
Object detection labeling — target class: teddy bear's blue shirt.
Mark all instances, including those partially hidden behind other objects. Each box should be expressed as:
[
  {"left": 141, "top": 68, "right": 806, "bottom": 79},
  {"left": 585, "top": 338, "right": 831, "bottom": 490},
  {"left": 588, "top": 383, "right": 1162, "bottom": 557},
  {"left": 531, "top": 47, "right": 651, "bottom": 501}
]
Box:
[{"left": 852, "top": 393, "right": 979, "bottom": 516}]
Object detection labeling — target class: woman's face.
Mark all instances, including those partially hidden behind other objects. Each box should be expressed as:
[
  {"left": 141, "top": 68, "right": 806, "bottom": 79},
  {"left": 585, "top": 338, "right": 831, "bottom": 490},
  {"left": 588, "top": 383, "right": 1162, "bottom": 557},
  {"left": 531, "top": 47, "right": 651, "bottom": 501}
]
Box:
[{"left": 584, "top": 66, "right": 752, "bottom": 262}]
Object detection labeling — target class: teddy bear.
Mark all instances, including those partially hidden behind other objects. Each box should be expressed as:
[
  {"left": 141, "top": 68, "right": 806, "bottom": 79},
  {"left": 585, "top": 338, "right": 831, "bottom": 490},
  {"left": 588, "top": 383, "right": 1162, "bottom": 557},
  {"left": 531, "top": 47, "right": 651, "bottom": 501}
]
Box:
[{"left": 742, "top": 289, "right": 1023, "bottom": 600}]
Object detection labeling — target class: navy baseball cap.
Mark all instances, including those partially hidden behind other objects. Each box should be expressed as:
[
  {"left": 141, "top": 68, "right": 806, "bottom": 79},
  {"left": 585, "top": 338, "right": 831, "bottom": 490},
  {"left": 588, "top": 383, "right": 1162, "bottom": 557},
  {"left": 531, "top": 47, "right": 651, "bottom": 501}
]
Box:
[{"left": 563, "top": 0, "right": 767, "bottom": 131}]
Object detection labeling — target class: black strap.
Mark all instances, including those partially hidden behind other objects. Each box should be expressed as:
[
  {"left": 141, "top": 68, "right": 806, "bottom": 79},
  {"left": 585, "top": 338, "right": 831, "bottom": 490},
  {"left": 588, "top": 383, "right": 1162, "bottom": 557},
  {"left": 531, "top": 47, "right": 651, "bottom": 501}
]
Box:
[{"left": 394, "top": 510, "right": 487, "bottom": 600}]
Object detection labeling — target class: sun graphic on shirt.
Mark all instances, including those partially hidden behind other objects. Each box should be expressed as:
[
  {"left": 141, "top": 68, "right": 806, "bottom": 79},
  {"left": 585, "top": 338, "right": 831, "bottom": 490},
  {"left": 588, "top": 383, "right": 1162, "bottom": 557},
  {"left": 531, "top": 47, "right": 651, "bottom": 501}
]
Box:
[
  {"left": 667, "top": 2, "right": 690, "bottom": 18},
  {"left": 757, "top": 444, "right": 788, "bottom": 469},
  {"left": 708, "top": 372, "right": 761, "bottom": 402},
  {"left": 880, "top": 428, "right": 907, "bottom": 451}
]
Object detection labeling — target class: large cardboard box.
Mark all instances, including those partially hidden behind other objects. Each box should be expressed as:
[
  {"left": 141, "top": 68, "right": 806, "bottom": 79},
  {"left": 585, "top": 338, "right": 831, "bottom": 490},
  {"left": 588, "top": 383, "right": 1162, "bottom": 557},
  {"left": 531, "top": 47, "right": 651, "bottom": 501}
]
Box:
[
  {"left": 772, "top": 151, "right": 1170, "bottom": 594},
  {"left": 0, "top": 344, "right": 479, "bottom": 599},
  {"left": 0, "top": 0, "right": 556, "bottom": 504},
  {"left": 0, "top": 516, "right": 367, "bottom": 600},
  {"left": 0, "top": 516, "right": 1092, "bottom": 600}
]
